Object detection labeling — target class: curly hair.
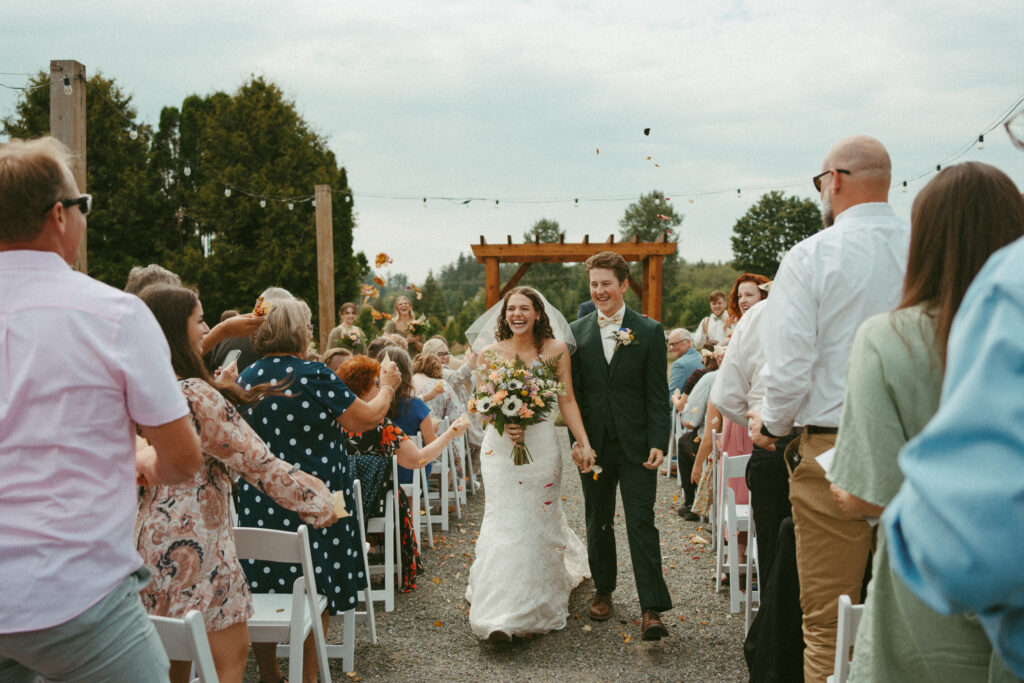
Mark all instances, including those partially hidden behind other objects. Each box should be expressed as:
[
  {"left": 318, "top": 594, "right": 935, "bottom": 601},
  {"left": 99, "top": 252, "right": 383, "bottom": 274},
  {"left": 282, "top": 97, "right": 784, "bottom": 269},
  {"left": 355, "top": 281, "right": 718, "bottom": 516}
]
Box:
[
  {"left": 413, "top": 352, "right": 444, "bottom": 379},
  {"left": 728, "top": 273, "right": 770, "bottom": 321},
  {"left": 335, "top": 354, "right": 380, "bottom": 397},
  {"left": 495, "top": 286, "right": 555, "bottom": 353},
  {"left": 376, "top": 346, "right": 415, "bottom": 419}
]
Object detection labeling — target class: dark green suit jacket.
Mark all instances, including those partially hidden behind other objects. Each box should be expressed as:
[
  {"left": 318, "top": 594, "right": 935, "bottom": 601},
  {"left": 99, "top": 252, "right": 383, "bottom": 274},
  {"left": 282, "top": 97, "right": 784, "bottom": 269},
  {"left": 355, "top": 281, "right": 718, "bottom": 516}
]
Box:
[{"left": 570, "top": 307, "right": 671, "bottom": 464}]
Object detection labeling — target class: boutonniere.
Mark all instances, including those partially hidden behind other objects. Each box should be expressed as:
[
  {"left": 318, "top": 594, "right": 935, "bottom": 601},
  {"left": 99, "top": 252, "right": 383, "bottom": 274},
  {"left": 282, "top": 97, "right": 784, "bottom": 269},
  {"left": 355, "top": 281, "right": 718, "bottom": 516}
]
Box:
[{"left": 612, "top": 327, "right": 635, "bottom": 349}]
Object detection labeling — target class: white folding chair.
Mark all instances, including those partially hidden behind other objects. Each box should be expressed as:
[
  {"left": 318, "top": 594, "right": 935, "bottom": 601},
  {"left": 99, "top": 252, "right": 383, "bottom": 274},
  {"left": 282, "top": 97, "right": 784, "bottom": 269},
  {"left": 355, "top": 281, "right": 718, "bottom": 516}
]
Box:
[
  {"left": 233, "top": 525, "right": 333, "bottom": 682},
  {"left": 707, "top": 429, "right": 721, "bottom": 551},
  {"left": 351, "top": 479, "right": 379, "bottom": 637},
  {"left": 662, "top": 410, "right": 678, "bottom": 478},
  {"left": 827, "top": 595, "right": 865, "bottom": 683},
  {"left": 359, "top": 467, "right": 399, "bottom": 612},
  {"left": 716, "top": 453, "right": 753, "bottom": 614},
  {"left": 403, "top": 435, "right": 434, "bottom": 548},
  {"left": 149, "top": 610, "right": 218, "bottom": 683},
  {"left": 461, "top": 432, "right": 478, "bottom": 496},
  {"left": 423, "top": 419, "right": 457, "bottom": 531}
]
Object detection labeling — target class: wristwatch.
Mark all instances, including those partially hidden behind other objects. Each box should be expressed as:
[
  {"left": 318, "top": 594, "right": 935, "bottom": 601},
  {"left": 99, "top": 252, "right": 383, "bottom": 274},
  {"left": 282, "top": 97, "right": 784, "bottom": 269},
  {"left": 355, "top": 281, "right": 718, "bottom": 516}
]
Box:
[{"left": 759, "top": 423, "right": 781, "bottom": 440}]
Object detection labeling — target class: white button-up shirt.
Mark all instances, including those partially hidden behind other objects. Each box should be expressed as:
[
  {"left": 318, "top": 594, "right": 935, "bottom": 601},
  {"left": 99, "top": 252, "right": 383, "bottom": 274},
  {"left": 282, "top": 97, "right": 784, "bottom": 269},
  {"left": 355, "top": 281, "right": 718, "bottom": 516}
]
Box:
[
  {"left": 599, "top": 304, "right": 626, "bottom": 363},
  {"left": 693, "top": 311, "right": 729, "bottom": 349},
  {"left": 758, "top": 202, "right": 909, "bottom": 435},
  {"left": 0, "top": 250, "right": 188, "bottom": 633},
  {"left": 711, "top": 298, "right": 767, "bottom": 427}
]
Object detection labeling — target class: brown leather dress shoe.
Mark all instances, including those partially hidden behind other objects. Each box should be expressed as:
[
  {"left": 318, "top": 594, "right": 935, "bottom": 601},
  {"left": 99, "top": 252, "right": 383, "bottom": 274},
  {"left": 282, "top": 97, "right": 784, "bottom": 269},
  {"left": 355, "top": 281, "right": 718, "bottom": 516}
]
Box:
[
  {"left": 589, "top": 592, "right": 612, "bottom": 621},
  {"left": 487, "top": 630, "right": 512, "bottom": 643},
  {"left": 641, "top": 610, "right": 668, "bottom": 640}
]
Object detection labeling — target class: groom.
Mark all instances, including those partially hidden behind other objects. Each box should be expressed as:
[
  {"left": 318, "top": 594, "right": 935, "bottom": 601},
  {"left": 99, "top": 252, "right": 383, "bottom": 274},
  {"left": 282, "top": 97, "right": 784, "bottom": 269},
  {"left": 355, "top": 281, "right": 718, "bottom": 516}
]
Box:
[{"left": 570, "top": 251, "right": 672, "bottom": 640}]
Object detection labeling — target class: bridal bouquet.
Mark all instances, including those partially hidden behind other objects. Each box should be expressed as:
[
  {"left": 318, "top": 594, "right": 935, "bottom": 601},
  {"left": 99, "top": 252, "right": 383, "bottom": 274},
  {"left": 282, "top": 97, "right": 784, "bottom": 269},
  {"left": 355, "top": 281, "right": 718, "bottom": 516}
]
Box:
[{"left": 468, "top": 353, "right": 565, "bottom": 465}]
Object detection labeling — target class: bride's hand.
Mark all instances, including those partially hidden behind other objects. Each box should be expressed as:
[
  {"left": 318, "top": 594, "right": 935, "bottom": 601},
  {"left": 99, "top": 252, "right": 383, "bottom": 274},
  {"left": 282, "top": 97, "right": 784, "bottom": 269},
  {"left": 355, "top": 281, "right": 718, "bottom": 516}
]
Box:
[
  {"left": 504, "top": 424, "right": 524, "bottom": 444},
  {"left": 578, "top": 446, "right": 596, "bottom": 473}
]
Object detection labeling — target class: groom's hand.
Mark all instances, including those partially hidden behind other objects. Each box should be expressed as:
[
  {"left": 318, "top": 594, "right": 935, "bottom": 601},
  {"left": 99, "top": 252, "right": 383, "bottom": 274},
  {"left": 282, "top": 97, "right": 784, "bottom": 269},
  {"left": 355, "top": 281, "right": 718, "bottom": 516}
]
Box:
[
  {"left": 579, "top": 446, "right": 596, "bottom": 473},
  {"left": 643, "top": 448, "right": 664, "bottom": 470}
]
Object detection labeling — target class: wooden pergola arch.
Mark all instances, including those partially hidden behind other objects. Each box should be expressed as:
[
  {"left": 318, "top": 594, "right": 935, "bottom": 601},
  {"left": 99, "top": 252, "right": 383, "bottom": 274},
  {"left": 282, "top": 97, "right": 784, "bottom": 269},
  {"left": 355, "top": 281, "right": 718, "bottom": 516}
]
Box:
[{"left": 470, "top": 233, "right": 676, "bottom": 321}]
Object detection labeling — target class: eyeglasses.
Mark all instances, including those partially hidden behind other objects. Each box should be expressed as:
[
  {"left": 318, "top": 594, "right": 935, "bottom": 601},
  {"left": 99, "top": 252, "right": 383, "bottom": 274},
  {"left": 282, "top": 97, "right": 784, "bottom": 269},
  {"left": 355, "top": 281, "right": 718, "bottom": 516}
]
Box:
[
  {"left": 437, "top": 351, "right": 451, "bottom": 358},
  {"left": 667, "top": 340, "right": 684, "bottom": 348},
  {"left": 47, "top": 194, "right": 92, "bottom": 216},
  {"left": 1006, "top": 110, "right": 1024, "bottom": 151},
  {"left": 812, "top": 169, "right": 851, "bottom": 192}
]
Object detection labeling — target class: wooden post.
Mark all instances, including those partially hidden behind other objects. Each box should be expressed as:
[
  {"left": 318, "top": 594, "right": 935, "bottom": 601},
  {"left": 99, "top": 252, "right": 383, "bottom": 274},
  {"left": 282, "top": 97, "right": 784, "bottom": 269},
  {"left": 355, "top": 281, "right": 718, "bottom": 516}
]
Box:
[
  {"left": 314, "top": 184, "right": 334, "bottom": 353},
  {"left": 50, "top": 60, "right": 87, "bottom": 272},
  {"left": 484, "top": 257, "right": 501, "bottom": 308},
  {"left": 642, "top": 256, "right": 664, "bottom": 321}
]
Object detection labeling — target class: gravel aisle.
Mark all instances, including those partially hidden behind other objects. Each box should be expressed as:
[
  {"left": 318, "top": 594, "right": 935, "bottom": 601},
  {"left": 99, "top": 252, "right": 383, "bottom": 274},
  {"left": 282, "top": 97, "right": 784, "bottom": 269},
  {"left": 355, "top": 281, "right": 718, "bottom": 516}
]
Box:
[{"left": 253, "top": 427, "right": 748, "bottom": 681}]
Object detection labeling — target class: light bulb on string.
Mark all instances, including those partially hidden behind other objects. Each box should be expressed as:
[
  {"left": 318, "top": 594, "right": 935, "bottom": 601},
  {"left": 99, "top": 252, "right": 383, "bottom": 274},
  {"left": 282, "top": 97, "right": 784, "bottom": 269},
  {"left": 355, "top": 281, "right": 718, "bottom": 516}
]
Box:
[
  {"left": 312, "top": 199, "right": 317, "bottom": 207},
  {"left": 422, "top": 197, "right": 427, "bottom": 208},
  {"left": 936, "top": 164, "right": 942, "bottom": 172},
  {"left": 62, "top": 75, "right": 72, "bottom": 96},
  {"left": 183, "top": 163, "right": 191, "bottom": 177},
  {"left": 129, "top": 128, "right": 138, "bottom": 141},
  {"left": 344, "top": 195, "right": 351, "bottom": 203},
  {"left": 574, "top": 198, "right": 579, "bottom": 208},
  {"left": 977, "top": 134, "right": 984, "bottom": 150},
  {"left": 259, "top": 198, "right": 267, "bottom": 208},
  {"left": 494, "top": 200, "right": 499, "bottom": 209},
  {"left": 224, "top": 186, "right": 232, "bottom": 198},
  {"left": 737, "top": 188, "right": 742, "bottom": 199},
  {"left": 902, "top": 180, "right": 908, "bottom": 193},
  {"left": 287, "top": 202, "right": 294, "bottom": 211}
]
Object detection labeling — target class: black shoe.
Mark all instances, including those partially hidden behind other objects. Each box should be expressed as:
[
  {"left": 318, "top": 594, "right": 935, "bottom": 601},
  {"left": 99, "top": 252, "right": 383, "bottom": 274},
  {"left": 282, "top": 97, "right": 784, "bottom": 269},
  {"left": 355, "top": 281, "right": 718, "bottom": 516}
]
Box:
[
  {"left": 676, "top": 504, "right": 691, "bottom": 517},
  {"left": 681, "top": 510, "right": 700, "bottom": 521}
]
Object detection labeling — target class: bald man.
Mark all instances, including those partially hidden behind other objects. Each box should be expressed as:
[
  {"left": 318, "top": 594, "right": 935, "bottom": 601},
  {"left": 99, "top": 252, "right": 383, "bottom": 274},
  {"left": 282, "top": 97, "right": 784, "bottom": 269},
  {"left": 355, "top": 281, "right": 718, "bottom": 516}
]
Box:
[{"left": 747, "top": 135, "right": 910, "bottom": 681}]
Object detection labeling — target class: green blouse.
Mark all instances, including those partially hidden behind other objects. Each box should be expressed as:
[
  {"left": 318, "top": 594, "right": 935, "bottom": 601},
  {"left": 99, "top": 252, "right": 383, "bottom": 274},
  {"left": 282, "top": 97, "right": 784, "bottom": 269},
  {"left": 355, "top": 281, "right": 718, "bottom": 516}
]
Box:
[{"left": 832, "top": 306, "right": 1003, "bottom": 682}]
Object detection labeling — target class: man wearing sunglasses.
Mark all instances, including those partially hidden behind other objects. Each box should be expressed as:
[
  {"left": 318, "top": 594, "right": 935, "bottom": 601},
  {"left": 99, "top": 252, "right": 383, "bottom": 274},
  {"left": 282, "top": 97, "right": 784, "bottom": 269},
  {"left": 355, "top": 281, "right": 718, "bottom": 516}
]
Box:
[
  {"left": 747, "top": 135, "right": 909, "bottom": 681},
  {"left": 0, "top": 137, "right": 201, "bottom": 682}
]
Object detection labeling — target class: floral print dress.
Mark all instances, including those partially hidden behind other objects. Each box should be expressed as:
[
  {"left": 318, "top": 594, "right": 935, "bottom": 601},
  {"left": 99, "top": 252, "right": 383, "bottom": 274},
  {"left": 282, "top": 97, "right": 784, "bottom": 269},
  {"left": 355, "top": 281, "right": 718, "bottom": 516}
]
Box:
[
  {"left": 346, "top": 420, "right": 424, "bottom": 591},
  {"left": 136, "top": 379, "right": 334, "bottom": 632}
]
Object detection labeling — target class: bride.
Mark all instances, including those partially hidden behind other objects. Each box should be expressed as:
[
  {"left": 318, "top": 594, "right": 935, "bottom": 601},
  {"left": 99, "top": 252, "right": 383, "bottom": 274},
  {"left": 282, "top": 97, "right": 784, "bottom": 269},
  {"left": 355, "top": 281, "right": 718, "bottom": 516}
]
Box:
[{"left": 464, "top": 286, "right": 597, "bottom": 642}]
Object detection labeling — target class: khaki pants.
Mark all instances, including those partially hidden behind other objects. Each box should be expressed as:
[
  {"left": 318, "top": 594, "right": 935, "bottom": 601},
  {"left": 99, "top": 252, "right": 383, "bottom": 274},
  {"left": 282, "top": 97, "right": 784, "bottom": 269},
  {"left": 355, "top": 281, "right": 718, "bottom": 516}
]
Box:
[{"left": 788, "top": 431, "right": 874, "bottom": 682}]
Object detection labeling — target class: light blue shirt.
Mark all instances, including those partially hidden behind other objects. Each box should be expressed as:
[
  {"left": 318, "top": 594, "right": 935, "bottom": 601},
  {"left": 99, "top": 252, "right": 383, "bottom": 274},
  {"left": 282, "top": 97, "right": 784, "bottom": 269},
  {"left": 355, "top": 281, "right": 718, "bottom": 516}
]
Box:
[
  {"left": 669, "top": 347, "right": 703, "bottom": 396},
  {"left": 884, "top": 236, "right": 1024, "bottom": 678}
]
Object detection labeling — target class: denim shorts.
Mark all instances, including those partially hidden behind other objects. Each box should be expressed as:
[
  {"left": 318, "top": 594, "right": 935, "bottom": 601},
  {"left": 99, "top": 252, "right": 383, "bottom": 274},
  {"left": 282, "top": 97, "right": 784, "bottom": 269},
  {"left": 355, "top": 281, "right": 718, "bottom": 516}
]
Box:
[{"left": 0, "top": 567, "right": 170, "bottom": 683}]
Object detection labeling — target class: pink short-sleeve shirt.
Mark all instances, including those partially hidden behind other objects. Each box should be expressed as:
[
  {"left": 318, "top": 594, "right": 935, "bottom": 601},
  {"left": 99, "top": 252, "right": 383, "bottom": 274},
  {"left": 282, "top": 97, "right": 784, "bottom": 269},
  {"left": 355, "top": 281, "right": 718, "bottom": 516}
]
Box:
[{"left": 0, "top": 250, "right": 188, "bottom": 633}]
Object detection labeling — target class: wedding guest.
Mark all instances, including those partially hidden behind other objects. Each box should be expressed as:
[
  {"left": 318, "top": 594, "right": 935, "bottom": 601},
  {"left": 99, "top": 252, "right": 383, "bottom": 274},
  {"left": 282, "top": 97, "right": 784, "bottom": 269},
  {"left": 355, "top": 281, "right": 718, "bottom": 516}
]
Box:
[
  {"left": 0, "top": 136, "right": 200, "bottom": 681},
  {"left": 124, "top": 263, "right": 181, "bottom": 295},
  {"left": 220, "top": 309, "right": 240, "bottom": 322},
  {"left": 367, "top": 335, "right": 395, "bottom": 359},
  {"left": 422, "top": 337, "right": 480, "bottom": 485},
  {"left": 749, "top": 135, "right": 909, "bottom": 681},
  {"left": 235, "top": 298, "right": 400, "bottom": 683},
  {"left": 385, "top": 332, "right": 409, "bottom": 351},
  {"left": 377, "top": 347, "right": 437, "bottom": 484},
  {"left": 383, "top": 295, "right": 423, "bottom": 351},
  {"left": 829, "top": 162, "right": 1024, "bottom": 681},
  {"left": 692, "top": 290, "right": 730, "bottom": 350},
  {"left": 412, "top": 352, "right": 463, "bottom": 423},
  {"left": 323, "top": 347, "right": 353, "bottom": 373},
  {"left": 136, "top": 284, "right": 337, "bottom": 683},
  {"left": 204, "top": 287, "right": 294, "bottom": 373},
  {"left": 726, "top": 274, "right": 770, "bottom": 327},
  {"left": 327, "top": 301, "right": 366, "bottom": 352},
  {"left": 337, "top": 356, "right": 469, "bottom": 590},
  {"left": 668, "top": 328, "right": 702, "bottom": 398}
]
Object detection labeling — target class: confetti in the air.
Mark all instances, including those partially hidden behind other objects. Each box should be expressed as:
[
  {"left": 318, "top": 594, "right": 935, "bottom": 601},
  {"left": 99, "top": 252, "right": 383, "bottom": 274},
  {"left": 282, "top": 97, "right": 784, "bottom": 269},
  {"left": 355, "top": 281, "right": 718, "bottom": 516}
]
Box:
[{"left": 643, "top": 127, "right": 651, "bottom": 136}]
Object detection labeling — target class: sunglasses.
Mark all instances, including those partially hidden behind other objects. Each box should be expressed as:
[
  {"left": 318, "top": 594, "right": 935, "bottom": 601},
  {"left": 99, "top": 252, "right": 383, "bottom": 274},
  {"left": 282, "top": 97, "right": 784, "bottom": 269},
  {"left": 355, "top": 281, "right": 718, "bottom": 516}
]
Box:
[
  {"left": 812, "top": 169, "right": 851, "bottom": 192},
  {"left": 47, "top": 194, "right": 93, "bottom": 216}
]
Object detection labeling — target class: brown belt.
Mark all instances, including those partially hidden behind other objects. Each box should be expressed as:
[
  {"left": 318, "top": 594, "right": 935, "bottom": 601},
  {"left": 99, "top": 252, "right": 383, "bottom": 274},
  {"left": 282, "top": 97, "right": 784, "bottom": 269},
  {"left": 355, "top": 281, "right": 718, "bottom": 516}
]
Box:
[{"left": 805, "top": 425, "right": 838, "bottom": 435}]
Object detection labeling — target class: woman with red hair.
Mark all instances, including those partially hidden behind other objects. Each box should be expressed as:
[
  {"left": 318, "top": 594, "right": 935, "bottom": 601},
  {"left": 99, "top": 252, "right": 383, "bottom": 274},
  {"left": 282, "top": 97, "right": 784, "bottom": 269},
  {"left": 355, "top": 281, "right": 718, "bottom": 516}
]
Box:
[
  {"left": 337, "top": 355, "right": 467, "bottom": 590},
  {"left": 727, "top": 273, "right": 771, "bottom": 328}
]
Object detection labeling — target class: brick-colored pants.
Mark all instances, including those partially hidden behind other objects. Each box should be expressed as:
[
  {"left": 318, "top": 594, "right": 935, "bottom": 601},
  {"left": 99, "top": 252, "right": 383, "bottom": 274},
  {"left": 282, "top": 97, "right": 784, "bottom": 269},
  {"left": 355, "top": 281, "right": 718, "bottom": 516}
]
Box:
[{"left": 788, "top": 431, "right": 874, "bottom": 682}]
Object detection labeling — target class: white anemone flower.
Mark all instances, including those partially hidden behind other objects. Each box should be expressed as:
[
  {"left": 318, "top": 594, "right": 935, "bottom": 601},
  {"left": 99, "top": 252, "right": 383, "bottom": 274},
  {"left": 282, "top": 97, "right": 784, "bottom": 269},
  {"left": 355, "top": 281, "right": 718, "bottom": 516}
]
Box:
[
  {"left": 507, "top": 379, "right": 524, "bottom": 391},
  {"left": 476, "top": 397, "right": 493, "bottom": 413},
  {"left": 501, "top": 396, "right": 524, "bottom": 417}
]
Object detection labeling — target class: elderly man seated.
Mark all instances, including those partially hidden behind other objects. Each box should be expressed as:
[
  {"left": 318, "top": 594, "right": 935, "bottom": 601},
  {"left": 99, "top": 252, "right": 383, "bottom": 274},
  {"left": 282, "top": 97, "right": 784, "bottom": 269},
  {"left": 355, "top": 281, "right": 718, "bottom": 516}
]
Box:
[{"left": 668, "top": 328, "right": 702, "bottom": 409}]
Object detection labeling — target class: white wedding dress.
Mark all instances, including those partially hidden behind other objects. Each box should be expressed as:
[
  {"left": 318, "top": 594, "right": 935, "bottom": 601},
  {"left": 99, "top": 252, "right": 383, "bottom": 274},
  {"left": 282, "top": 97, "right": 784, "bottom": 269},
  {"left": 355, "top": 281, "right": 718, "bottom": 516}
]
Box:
[{"left": 465, "top": 417, "right": 590, "bottom": 639}]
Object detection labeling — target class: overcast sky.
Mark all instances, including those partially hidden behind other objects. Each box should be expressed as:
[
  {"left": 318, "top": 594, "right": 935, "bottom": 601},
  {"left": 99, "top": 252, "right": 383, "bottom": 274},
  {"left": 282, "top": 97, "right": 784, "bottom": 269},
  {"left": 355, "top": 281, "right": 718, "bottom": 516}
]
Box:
[{"left": 3, "top": 1, "right": 1023, "bottom": 283}]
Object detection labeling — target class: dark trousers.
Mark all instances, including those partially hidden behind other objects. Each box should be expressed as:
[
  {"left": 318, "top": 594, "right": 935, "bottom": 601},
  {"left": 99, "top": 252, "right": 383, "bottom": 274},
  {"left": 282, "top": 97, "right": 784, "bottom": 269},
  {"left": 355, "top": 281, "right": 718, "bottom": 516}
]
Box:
[
  {"left": 579, "top": 431, "right": 672, "bottom": 612},
  {"left": 745, "top": 433, "right": 798, "bottom": 580},
  {"left": 677, "top": 431, "right": 697, "bottom": 507}
]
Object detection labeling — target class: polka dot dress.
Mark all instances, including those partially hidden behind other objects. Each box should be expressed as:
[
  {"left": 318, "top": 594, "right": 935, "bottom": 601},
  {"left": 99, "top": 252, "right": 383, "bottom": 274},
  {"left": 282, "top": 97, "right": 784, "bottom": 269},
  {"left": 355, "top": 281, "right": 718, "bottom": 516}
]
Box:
[{"left": 236, "top": 355, "right": 364, "bottom": 613}]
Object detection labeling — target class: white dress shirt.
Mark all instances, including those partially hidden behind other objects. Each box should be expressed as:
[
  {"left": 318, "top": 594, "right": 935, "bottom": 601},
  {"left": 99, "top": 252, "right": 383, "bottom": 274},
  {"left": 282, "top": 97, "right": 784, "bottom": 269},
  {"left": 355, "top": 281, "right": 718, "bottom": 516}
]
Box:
[
  {"left": 758, "top": 202, "right": 909, "bottom": 435},
  {"left": 693, "top": 311, "right": 729, "bottom": 349},
  {"left": 599, "top": 304, "right": 626, "bottom": 363},
  {"left": 711, "top": 299, "right": 767, "bottom": 427}
]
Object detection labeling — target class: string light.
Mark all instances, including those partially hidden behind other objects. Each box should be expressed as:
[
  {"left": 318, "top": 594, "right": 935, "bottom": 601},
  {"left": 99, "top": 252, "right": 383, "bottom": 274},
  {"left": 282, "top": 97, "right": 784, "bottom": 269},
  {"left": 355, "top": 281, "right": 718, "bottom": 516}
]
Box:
[
  {"left": 902, "top": 180, "right": 908, "bottom": 193},
  {"left": 259, "top": 198, "right": 267, "bottom": 208},
  {"left": 574, "top": 198, "right": 579, "bottom": 208},
  {"left": 62, "top": 75, "right": 72, "bottom": 96},
  {"left": 737, "top": 188, "right": 742, "bottom": 199},
  {"left": 977, "top": 134, "right": 984, "bottom": 150},
  {"left": 936, "top": 164, "right": 942, "bottom": 172},
  {"left": 422, "top": 197, "right": 427, "bottom": 208},
  {"left": 183, "top": 163, "right": 191, "bottom": 177},
  {"left": 311, "top": 199, "right": 316, "bottom": 207},
  {"left": 287, "top": 202, "right": 294, "bottom": 210},
  {"left": 494, "top": 200, "right": 499, "bottom": 209},
  {"left": 129, "top": 127, "right": 138, "bottom": 140},
  {"left": 224, "top": 185, "right": 231, "bottom": 197}
]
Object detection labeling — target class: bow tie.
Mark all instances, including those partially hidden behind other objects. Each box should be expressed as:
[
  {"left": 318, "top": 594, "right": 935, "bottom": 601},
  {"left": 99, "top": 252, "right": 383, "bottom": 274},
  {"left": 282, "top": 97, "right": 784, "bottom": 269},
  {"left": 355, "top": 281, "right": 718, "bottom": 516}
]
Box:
[{"left": 598, "top": 313, "right": 623, "bottom": 328}]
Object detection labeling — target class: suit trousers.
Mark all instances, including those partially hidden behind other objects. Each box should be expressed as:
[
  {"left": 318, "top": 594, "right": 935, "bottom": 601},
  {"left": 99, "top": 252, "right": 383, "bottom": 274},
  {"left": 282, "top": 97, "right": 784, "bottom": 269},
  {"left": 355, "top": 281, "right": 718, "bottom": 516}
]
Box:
[
  {"left": 579, "top": 430, "right": 672, "bottom": 613},
  {"left": 746, "top": 432, "right": 798, "bottom": 581},
  {"left": 787, "top": 431, "right": 874, "bottom": 683}
]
